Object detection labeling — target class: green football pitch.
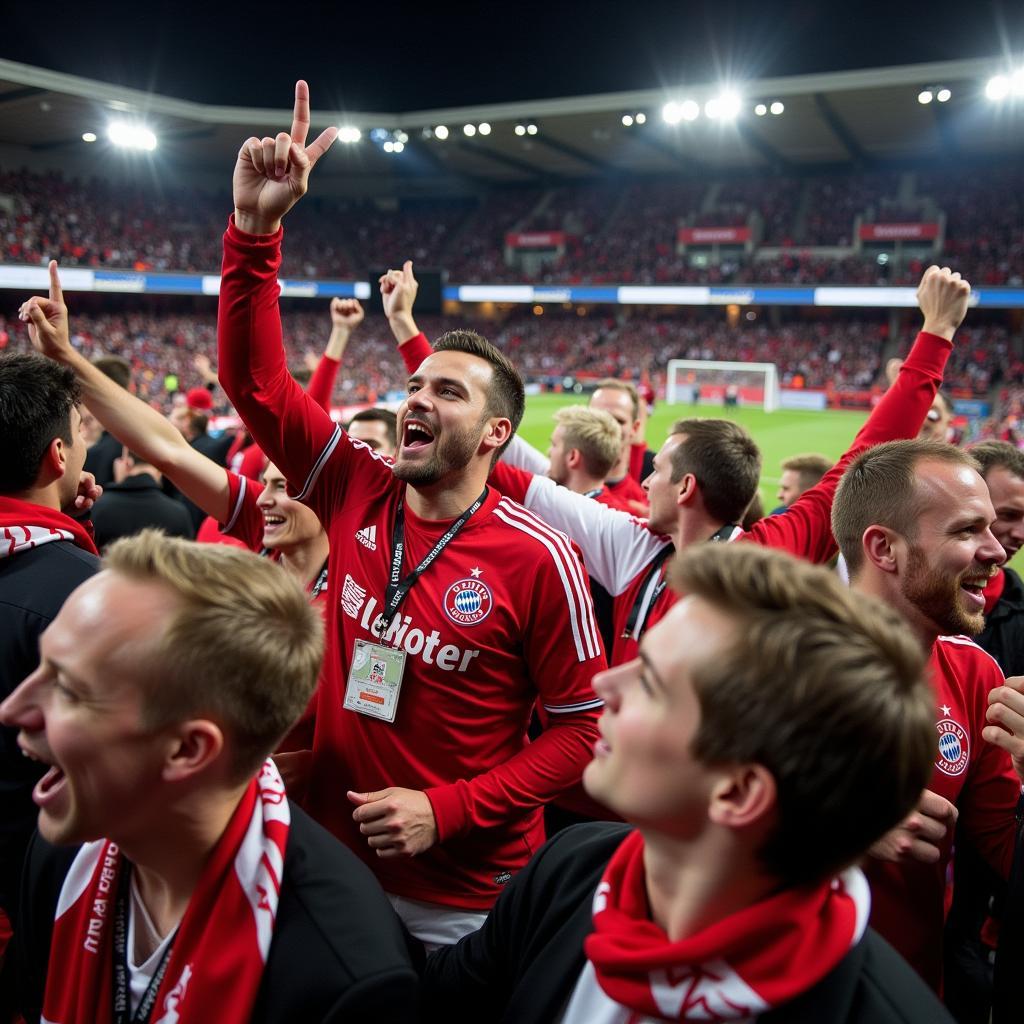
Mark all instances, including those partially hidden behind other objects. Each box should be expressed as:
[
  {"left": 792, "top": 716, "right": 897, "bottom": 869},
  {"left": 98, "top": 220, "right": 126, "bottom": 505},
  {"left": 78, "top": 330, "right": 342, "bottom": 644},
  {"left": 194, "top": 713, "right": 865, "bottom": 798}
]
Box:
[{"left": 516, "top": 393, "right": 868, "bottom": 512}]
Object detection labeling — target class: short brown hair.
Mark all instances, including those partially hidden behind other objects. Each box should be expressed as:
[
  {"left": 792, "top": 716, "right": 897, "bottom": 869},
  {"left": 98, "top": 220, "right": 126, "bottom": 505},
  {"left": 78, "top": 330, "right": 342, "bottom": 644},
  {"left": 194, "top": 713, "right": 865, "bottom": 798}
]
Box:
[
  {"left": 92, "top": 355, "right": 132, "bottom": 391},
  {"left": 104, "top": 530, "right": 324, "bottom": 780},
  {"left": 780, "top": 453, "right": 832, "bottom": 493},
  {"left": 969, "top": 440, "right": 1024, "bottom": 482},
  {"left": 553, "top": 405, "right": 622, "bottom": 479},
  {"left": 832, "top": 440, "right": 980, "bottom": 575},
  {"left": 671, "top": 543, "right": 933, "bottom": 886},
  {"left": 669, "top": 419, "right": 762, "bottom": 524},
  {"left": 433, "top": 329, "right": 525, "bottom": 459},
  {"left": 593, "top": 379, "right": 640, "bottom": 421}
]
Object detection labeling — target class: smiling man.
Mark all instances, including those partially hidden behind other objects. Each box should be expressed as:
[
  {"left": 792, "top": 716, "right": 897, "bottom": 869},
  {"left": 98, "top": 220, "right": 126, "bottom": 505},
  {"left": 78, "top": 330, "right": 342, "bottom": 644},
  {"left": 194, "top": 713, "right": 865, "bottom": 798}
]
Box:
[
  {"left": 215, "top": 82, "right": 604, "bottom": 945},
  {"left": 422, "top": 544, "right": 953, "bottom": 1023},
  {"left": 831, "top": 438, "right": 1023, "bottom": 990},
  {"left": 2, "top": 532, "right": 417, "bottom": 1023}
]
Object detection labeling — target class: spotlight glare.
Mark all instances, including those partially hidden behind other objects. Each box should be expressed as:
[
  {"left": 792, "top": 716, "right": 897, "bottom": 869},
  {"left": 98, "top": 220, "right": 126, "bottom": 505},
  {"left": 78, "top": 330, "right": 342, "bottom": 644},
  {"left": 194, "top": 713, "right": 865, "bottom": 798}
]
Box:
[
  {"left": 986, "top": 75, "right": 1010, "bottom": 101},
  {"left": 754, "top": 103, "right": 767, "bottom": 116},
  {"left": 622, "top": 114, "right": 634, "bottom": 126},
  {"left": 704, "top": 98, "right": 720, "bottom": 119},
  {"left": 635, "top": 112, "right": 646, "bottom": 124},
  {"left": 662, "top": 101, "right": 681, "bottom": 125},
  {"left": 526, "top": 123, "right": 538, "bottom": 135},
  {"left": 434, "top": 124, "right": 449, "bottom": 140},
  {"left": 918, "top": 89, "right": 933, "bottom": 104},
  {"left": 338, "top": 126, "right": 361, "bottom": 143},
  {"left": 395, "top": 130, "right": 408, "bottom": 143},
  {"left": 82, "top": 131, "right": 97, "bottom": 143},
  {"left": 1013, "top": 69, "right": 1024, "bottom": 95},
  {"left": 770, "top": 100, "right": 784, "bottom": 115},
  {"left": 107, "top": 121, "right": 157, "bottom": 151},
  {"left": 383, "top": 140, "right": 395, "bottom": 152},
  {"left": 680, "top": 99, "right": 699, "bottom": 121},
  {"left": 478, "top": 122, "right": 491, "bottom": 135},
  {"left": 463, "top": 123, "right": 476, "bottom": 136},
  {"left": 393, "top": 140, "right": 405, "bottom": 153},
  {"left": 717, "top": 92, "right": 742, "bottom": 120},
  {"left": 936, "top": 88, "right": 951, "bottom": 102},
  {"left": 514, "top": 124, "right": 526, "bottom": 136}
]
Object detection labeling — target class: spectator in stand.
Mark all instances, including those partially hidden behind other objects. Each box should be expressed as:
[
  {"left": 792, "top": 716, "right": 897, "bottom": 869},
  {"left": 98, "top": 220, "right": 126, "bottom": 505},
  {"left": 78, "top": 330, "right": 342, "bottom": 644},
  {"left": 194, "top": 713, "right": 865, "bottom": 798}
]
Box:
[
  {"left": 589, "top": 379, "right": 648, "bottom": 512},
  {"left": 546, "top": 406, "right": 624, "bottom": 506},
  {"left": 2, "top": 532, "right": 419, "bottom": 1023},
  {"left": 90, "top": 448, "right": 195, "bottom": 549},
  {"left": 831, "top": 439, "right": 1021, "bottom": 991},
  {"left": 346, "top": 408, "right": 398, "bottom": 456},
  {"left": 217, "top": 84, "right": 605, "bottom": 946},
  {"left": 0, "top": 348, "right": 101, "bottom": 980},
  {"left": 422, "top": 544, "right": 954, "bottom": 1024},
  {"left": 82, "top": 354, "right": 133, "bottom": 487},
  {"left": 774, "top": 453, "right": 833, "bottom": 512}
]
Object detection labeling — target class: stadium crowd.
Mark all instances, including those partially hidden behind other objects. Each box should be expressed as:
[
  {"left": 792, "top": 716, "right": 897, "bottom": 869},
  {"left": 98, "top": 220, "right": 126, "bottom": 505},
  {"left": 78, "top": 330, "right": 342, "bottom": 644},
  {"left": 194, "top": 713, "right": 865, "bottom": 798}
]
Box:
[{"left": 1, "top": 80, "right": 1024, "bottom": 1024}]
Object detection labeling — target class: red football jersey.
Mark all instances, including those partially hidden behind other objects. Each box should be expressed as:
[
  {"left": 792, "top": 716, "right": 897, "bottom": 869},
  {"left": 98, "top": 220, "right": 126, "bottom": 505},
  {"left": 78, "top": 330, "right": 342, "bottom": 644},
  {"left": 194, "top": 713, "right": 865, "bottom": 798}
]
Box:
[
  {"left": 218, "top": 221, "right": 605, "bottom": 909},
  {"left": 867, "top": 636, "right": 1019, "bottom": 990}
]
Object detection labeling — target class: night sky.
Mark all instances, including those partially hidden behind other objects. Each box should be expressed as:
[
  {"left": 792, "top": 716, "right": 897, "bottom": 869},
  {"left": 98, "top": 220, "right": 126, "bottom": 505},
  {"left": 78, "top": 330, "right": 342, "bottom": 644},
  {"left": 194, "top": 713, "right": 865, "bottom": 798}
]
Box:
[{"left": 2, "top": 0, "right": 1022, "bottom": 111}]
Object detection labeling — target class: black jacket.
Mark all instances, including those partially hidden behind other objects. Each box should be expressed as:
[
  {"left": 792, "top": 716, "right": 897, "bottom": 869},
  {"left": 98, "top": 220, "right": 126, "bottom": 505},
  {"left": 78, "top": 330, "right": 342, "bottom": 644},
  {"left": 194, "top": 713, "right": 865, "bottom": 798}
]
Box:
[
  {"left": 423, "top": 823, "right": 955, "bottom": 1024},
  {"left": 0, "top": 536, "right": 98, "bottom": 918},
  {"left": 91, "top": 473, "right": 195, "bottom": 550},
  {"left": 12, "top": 802, "right": 420, "bottom": 1023},
  {"left": 83, "top": 430, "right": 123, "bottom": 488},
  {"left": 977, "top": 566, "right": 1024, "bottom": 677}
]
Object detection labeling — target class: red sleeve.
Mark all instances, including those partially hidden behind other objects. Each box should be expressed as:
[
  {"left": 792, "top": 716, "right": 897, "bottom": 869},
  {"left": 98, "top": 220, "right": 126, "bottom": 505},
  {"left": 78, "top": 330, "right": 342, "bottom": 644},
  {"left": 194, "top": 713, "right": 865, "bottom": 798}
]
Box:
[
  {"left": 306, "top": 354, "right": 340, "bottom": 411},
  {"left": 237, "top": 443, "right": 267, "bottom": 481},
  {"left": 218, "top": 469, "right": 266, "bottom": 551},
  {"left": 488, "top": 460, "right": 533, "bottom": 503},
  {"left": 742, "top": 330, "right": 951, "bottom": 563},
  {"left": 425, "top": 532, "right": 606, "bottom": 841},
  {"left": 629, "top": 442, "right": 646, "bottom": 483},
  {"left": 960, "top": 654, "right": 1020, "bottom": 879},
  {"left": 218, "top": 218, "right": 338, "bottom": 498},
  {"left": 399, "top": 332, "right": 433, "bottom": 375}
]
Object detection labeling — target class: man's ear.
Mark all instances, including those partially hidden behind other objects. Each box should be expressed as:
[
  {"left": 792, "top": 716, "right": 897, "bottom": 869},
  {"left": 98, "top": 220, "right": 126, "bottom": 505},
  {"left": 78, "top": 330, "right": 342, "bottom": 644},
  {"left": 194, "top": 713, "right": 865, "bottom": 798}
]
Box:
[
  {"left": 707, "top": 764, "right": 776, "bottom": 831},
  {"left": 162, "top": 720, "right": 225, "bottom": 783},
  {"left": 675, "top": 472, "right": 698, "bottom": 508},
  {"left": 480, "top": 416, "right": 513, "bottom": 456},
  {"left": 565, "top": 447, "right": 583, "bottom": 471},
  {"left": 38, "top": 436, "right": 69, "bottom": 487},
  {"left": 862, "top": 525, "right": 903, "bottom": 575}
]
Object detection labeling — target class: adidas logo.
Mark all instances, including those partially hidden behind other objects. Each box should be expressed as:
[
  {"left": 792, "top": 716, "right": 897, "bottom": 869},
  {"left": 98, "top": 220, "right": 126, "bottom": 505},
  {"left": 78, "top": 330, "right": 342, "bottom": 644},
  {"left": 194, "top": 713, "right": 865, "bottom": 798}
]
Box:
[{"left": 355, "top": 525, "right": 377, "bottom": 551}]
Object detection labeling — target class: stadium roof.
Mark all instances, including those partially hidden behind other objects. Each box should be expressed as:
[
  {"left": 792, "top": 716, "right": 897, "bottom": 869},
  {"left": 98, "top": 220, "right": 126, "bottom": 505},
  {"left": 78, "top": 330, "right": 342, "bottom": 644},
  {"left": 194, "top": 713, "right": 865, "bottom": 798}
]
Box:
[{"left": 1, "top": 54, "right": 1023, "bottom": 190}]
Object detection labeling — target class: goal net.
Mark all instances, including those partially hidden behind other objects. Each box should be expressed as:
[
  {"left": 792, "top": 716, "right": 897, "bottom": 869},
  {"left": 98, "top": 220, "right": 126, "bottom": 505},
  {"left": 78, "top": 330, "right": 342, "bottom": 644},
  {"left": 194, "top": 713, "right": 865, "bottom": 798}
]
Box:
[{"left": 665, "top": 359, "right": 780, "bottom": 413}]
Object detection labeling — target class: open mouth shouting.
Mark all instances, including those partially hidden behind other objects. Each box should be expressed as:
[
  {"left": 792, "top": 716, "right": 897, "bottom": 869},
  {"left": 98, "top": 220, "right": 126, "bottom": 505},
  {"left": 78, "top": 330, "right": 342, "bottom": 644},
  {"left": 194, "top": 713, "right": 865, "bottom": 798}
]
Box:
[
  {"left": 262, "top": 512, "right": 288, "bottom": 536},
  {"left": 20, "top": 742, "right": 67, "bottom": 811},
  {"left": 959, "top": 571, "right": 995, "bottom": 612},
  {"left": 401, "top": 418, "right": 436, "bottom": 456}
]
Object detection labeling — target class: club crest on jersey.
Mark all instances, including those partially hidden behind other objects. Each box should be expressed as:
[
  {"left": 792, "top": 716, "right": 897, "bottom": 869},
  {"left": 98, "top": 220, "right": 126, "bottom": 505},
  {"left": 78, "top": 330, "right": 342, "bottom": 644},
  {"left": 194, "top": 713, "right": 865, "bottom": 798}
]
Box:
[
  {"left": 444, "top": 577, "right": 493, "bottom": 626},
  {"left": 935, "top": 718, "right": 969, "bottom": 777}
]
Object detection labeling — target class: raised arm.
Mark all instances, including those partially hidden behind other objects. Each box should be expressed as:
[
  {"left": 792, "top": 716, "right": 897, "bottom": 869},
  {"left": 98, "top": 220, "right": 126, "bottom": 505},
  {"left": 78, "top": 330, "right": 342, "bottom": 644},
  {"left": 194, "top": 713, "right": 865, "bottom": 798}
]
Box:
[
  {"left": 744, "top": 265, "right": 968, "bottom": 562},
  {"left": 217, "top": 81, "right": 371, "bottom": 512},
  {"left": 306, "top": 298, "right": 364, "bottom": 410},
  {"left": 381, "top": 260, "right": 434, "bottom": 372},
  {"left": 20, "top": 263, "right": 231, "bottom": 522}
]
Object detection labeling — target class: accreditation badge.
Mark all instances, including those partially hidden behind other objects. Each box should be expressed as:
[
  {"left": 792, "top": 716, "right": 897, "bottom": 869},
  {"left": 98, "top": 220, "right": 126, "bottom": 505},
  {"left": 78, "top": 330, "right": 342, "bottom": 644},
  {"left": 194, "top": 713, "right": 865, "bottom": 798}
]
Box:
[{"left": 344, "top": 639, "right": 406, "bottom": 723}]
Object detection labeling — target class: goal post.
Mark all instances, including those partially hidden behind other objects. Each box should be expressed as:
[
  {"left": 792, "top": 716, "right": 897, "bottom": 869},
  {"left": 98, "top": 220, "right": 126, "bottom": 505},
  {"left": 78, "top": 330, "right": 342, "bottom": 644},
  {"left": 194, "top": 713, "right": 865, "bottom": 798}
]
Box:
[{"left": 665, "top": 359, "right": 780, "bottom": 413}]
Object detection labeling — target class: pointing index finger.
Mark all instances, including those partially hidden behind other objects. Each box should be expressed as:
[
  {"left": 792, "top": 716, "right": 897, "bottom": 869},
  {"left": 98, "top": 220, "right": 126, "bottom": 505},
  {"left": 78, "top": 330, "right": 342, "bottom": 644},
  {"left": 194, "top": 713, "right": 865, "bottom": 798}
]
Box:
[{"left": 291, "top": 80, "right": 311, "bottom": 147}]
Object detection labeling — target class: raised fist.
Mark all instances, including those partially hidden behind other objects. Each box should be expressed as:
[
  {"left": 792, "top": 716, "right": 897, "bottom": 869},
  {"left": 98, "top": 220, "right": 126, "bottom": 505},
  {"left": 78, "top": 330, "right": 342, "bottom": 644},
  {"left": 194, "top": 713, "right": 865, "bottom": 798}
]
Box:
[
  {"left": 330, "top": 297, "right": 365, "bottom": 329},
  {"left": 916, "top": 265, "right": 971, "bottom": 341}
]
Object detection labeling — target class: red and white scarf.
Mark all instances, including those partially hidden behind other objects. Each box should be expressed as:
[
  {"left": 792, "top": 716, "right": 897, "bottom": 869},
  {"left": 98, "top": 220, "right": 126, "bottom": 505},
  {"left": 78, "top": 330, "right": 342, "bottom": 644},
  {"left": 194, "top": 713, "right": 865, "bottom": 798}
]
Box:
[
  {"left": 43, "top": 759, "right": 289, "bottom": 1024},
  {"left": 585, "top": 830, "right": 870, "bottom": 1021},
  {"left": 0, "top": 496, "right": 97, "bottom": 558}
]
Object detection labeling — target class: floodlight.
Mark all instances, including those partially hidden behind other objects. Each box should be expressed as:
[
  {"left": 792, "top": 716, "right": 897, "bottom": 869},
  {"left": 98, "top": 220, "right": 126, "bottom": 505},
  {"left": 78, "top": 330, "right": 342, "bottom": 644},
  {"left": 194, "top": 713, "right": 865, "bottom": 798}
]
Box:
[
  {"left": 662, "top": 101, "right": 681, "bottom": 125},
  {"left": 383, "top": 140, "right": 395, "bottom": 152},
  {"left": 635, "top": 112, "right": 646, "bottom": 124},
  {"left": 770, "top": 101, "right": 784, "bottom": 115},
  {"left": 918, "top": 89, "right": 934, "bottom": 104},
  {"left": 986, "top": 75, "right": 1010, "bottom": 101},
  {"left": 395, "top": 130, "right": 408, "bottom": 144},
  {"left": 463, "top": 123, "right": 476, "bottom": 136},
  {"left": 526, "top": 123, "right": 538, "bottom": 135},
  {"left": 107, "top": 122, "right": 157, "bottom": 151},
  {"left": 716, "top": 92, "right": 742, "bottom": 120},
  {"left": 82, "top": 131, "right": 97, "bottom": 143},
  {"left": 680, "top": 100, "right": 699, "bottom": 121},
  {"left": 514, "top": 124, "right": 526, "bottom": 136},
  {"left": 937, "top": 88, "right": 951, "bottom": 102},
  {"left": 754, "top": 103, "right": 767, "bottom": 116},
  {"left": 478, "top": 122, "right": 491, "bottom": 136},
  {"left": 338, "top": 126, "right": 361, "bottom": 143},
  {"left": 704, "top": 98, "right": 720, "bottom": 119},
  {"left": 435, "top": 125, "right": 449, "bottom": 140},
  {"left": 393, "top": 141, "right": 405, "bottom": 153},
  {"left": 622, "top": 114, "right": 634, "bottom": 126}
]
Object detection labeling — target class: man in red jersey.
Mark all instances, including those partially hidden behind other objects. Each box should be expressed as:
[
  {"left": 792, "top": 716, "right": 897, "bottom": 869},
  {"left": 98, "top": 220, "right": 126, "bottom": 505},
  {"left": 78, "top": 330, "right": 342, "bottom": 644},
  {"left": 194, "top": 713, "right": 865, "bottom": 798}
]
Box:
[
  {"left": 490, "top": 266, "right": 968, "bottom": 666},
  {"left": 830, "top": 439, "right": 1023, "bottom": 990},
  {"left": 216, "top": 82, "right": 604, "bottom": 945}
]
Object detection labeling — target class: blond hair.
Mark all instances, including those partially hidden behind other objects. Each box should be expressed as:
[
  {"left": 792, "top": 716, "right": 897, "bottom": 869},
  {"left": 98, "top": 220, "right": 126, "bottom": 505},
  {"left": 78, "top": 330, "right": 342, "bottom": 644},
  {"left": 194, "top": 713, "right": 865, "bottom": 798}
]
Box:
[
  {"left": 104, "top": 530, "right": 324, "bottom": 779},
  {"left": 553, "top": 405, "right": 623, "bottom": 479},
  {"left": 832, "top": 439, "right": 980, "bottom": 575},
  {"left": 670, "top": 542, "right": 933, "bottom": 886},
  {"left": 593, "top": 378, "right": 640, "bottom": 420}
]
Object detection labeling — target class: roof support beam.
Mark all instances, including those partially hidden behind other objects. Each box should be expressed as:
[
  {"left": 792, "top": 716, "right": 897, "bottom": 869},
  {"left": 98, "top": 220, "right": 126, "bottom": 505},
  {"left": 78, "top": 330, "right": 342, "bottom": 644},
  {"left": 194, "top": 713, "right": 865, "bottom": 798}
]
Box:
[
  {"left": 456, "top": 140, "right": 549, "bottom": 179},
  {"left": 813, "top": 92, "right": 868, "bottom": 163}
]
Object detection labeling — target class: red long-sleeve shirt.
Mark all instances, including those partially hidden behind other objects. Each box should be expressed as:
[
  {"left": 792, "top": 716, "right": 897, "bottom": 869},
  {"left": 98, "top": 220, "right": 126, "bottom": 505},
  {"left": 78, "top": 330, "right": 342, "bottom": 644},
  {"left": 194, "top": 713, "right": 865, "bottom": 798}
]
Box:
[{"left": 217, "top": 219, "right": 604, "bottom": 909}]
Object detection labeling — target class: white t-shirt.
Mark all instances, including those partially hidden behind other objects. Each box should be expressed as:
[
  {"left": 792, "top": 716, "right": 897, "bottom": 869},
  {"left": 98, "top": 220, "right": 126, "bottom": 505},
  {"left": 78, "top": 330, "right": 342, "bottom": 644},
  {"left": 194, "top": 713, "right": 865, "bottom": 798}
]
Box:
[{"left": 127, "top": 878, "right": 175, "bottom": 1014}]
